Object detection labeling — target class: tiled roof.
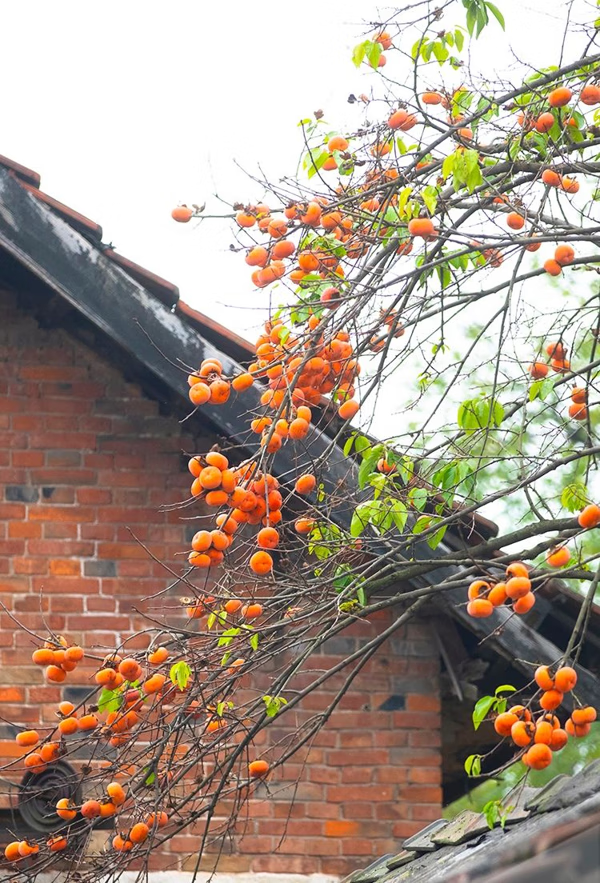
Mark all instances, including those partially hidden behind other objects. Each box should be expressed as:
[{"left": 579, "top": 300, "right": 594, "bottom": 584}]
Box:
[
  {"left": 345, "top": 759, "right": 600, "bottom": 882},
  {"left": 0, "top": 153, "right": 247, "bottom": 352}
]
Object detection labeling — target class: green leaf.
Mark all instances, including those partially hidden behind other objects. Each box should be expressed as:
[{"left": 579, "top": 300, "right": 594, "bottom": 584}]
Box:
[
  {"left": 206, "top": 611, "right": 216, "bottom": 629},
  {"left": 358, "top": 447, "right": 382, "bottom": 489},
  {"left": 170, "top": 660, "right": 191, "bottom": 691},
  {"left": 431, "top": 41, "right": 449, "bottom": 64},
  {"left": 351, "top": 504, "right": 371, "bottom": 537},
  {"left": 485, "top": 1, "right": 505, "bottom": 29},
  {"left": 412, "top": 515, "right": 431, "bottom": 535},
  {"left": 422, "top": 185, "right": 438, "bottom": 214},
  {"left": 466, "top": 5, "right": 477, "bottom": 35},
  {"left": 368, "top": 473, "right": 387, "bottom": 499},
  {"left": 409, "top": 487, "right": 428, "bottom": 511},
  {"left": 466, "top": 163, "right": 483, "bottom": 193},
  {"left": 483, "top": 800, "right": 500, "bottom": 830},
  {"left": 388, "top": 498, "right": 408, "bottom": 533},
  {"left": 427, "top": 525, "right": 447, "bottom": 550},
  {"left": 250, "top": 633, "right": 259, "bottom": 652},
  {"left": 143, "top": 768, "right": 156, "bottom": 787},
  {"left": 561, "top": 481, "right": 588, "bottom": 513},
  {"left": 442, "top": 153, "right": 456, "bottom": 181},
  {"left": 494, "top": 684, "right": 516, "bottom": 696},
  {"left": 464, "top": 754, "right": 482, "bottom": 777},
  {"left": 343, "top": 433, "right": 356, "bottom": 456},
  {"left": 472, "top": 694, "right": 496, "bottom": 730},
  {"left": 356, "top": 436, "right": 372, "bottom": 456},
  {"left": 306, "top": 148, "right": 330, "bottom": 179},
  {"left": 217, "top": 627, "right": 241, "bottom": 648},
  {"left": 98, "top": 688, "right": 121, "bottom": 713},
  {"left": 262, "top": 694, "right": 288, "bottom": 717},
  {"left": 529, "top": 376, "right": 554, "bottom": 402},
  {"left": 411, "top": 37, "right": 427, "bottom": 61},
  {"left": 366, "top": 40, "right": 382, "bottom": 70},
  {"left": 455, "top": 28, "right": 465, "bottom": 52},
  {"left": 398, "top": 187, "right": 413, "bottom": 216},
  {"left": 352, "top": 41, "right": 368, "bottom": 68}
]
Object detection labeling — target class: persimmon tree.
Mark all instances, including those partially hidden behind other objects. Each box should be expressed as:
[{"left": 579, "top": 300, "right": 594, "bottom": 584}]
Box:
[{"left": 4, "top": 0, "right": 600, "bottom": 877}]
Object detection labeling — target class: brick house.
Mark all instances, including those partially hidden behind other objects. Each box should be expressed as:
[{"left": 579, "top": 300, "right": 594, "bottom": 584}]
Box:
[{"left": 0, "top": 154, "right": 598, "bottom": 879}]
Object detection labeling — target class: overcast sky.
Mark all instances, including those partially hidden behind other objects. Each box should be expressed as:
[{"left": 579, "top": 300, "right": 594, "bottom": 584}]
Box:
[{"left": 2, "top": 0, "right": 584, "bottom": 332}]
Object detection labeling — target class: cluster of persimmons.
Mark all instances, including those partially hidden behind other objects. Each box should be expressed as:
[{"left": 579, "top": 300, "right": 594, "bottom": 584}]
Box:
[
  {"left": 493, "top": 664, "right": 596, "bottom": 771},
  {"left": 529, "top": 341, "right": 590, "bottom": 422}
]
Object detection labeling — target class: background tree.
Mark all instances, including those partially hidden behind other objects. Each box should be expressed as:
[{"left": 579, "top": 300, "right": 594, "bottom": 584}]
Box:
[{"left": 4, "top": 0, "right": 600, "bottom": 877}]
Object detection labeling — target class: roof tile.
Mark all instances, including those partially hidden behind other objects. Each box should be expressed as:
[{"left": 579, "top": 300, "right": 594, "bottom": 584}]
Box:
[
  {"left": 402, "top": 819, "right": 448, "bottom": 852},
  {"left": 15, "top": 179, "right": 103, "bottom": 240},
  {"left": 0, "top": 154, "right": 40, "bottom": 188},
  {"left": 103, "top": 248, "right": 179, "bottom": 307},
  {"left": 385, "top": 849, "right": 418, "bottom": 870},
  {"left": 430, "top": 810, "right": 489, "bottom": 846}
]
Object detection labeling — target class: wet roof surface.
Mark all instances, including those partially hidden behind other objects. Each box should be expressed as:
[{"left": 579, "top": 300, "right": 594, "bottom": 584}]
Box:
[{"left": 345, "top": 759, "right": 600, "bottom": 882}]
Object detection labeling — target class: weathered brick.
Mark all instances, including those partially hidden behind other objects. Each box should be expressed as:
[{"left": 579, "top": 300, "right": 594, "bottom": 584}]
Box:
[
  {"left": 5, "top": 485, "right": 39, "bottom": 503},
  {"left": 49, "top": 559, "right": 81, "bottom": 576},
  {"left": 83, "top": 560, "right": 117, "bottom": 577}
]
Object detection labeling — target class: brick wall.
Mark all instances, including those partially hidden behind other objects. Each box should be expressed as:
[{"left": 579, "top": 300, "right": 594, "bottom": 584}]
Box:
[{"left": 0, "top": 287, "right": 442, "bottom": 877}]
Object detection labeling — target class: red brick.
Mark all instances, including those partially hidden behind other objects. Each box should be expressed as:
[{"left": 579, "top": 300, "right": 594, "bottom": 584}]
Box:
[
  {"left": 392, "top": 821, "right": 424, "bottom": 838},
  {"left": 28, "top": 541, "right": 94, "bottom": 557},
  {"left": 12, "top": 451, "right": 44, "bottom": 467},
  {"left": 0, "top": 503, "right": 26, "bottom": 519},
  {"left": 14, "top": 557, "right": 48, "bottom": 574},
  {"left": 340, "top": 767, "right": 374, "bottom": 784},
  {"left": 309, "top": 765, "right": 340, "bottom": 785},
  {"left": 278, "top": 837, "right": 341, "bottom": 856},
  {"left": 20, "top": 366, "right": 78, "bottom": 381},
  {"left": 327, "top": 785, "right": 395, "bottom": 803},
  {"left": 28, "top": 506, "right": 95, "bottom": 522},
  {"left": 31, "top": 577, "right": 99, "bottom": 594},
  {"left": 77, "top": 488, "right": 112, "bottom": 504},
  {"left": 49, "top": 559, "right": 81, "bottom": 576},
  {"left": 325, "top": 820, "right": 359, "bottom": 837},
  {"left": 51, "top": 596, "right": 85, "bottom": 612},
  {"left": 409, "top": 766, "right": 441, "bottom": 784},
  {"left": 98, "top": 542, "right": 166, "bottom": 560},
  {"left": 0, "top": 578, "right": 30, "bottom": 594},
  {"left": 341, "top": 839, "right": 376, "bottom": 856},
  {"left": 66, "top": 615, "right": 132, "bottom": 630},
  {"left": 409, "top": 730, "right": 442, "bottom": 748},
  {"left": 327, "top": 749, "right": 389, "bottom": 766},
  {"left": 8, "top": 522, "right": 41, "bottom": 538},
  {"left": 30, "top": 468, "right": 97, "bottom": 485},
  {"left": 406, "top": 694, "right": 441, "bottom": 712},
  {"left": 27, "top": 433, "right": 97, "bottom": 450},
  {"left": 0, "top": 687, "right": 24, "bottom": 702},
  {"left": 251, "top": 856, "right": 320, "bottom": 874},
  {"left": 412, "top": 804, "right": 442, "bottom": 821},
  {"left": 400, "top": 785, "right": 443, "bottom": 803},
  {"left": 43, "top": 523, "right": 78, "bottom": 539},
  {"left": 392, "top": 711, "right": 440, "bottom": 729}
]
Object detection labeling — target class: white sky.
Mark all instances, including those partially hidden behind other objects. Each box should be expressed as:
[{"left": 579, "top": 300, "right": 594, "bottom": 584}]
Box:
[{"left": 2, "top": 0, "right": 584, "bottom": 327}]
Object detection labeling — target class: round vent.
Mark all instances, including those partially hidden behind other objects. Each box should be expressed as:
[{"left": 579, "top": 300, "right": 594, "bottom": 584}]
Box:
[{"left": 18, "top": 760, "right": 81, "bottom": 831}]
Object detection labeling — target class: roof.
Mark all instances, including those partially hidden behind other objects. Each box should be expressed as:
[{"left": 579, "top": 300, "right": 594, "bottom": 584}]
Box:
[
  {"left": 344, "top": 758, "right": 600, "bottom": 883},
  {"left": 0, "top": 151, "right": 598, "bottom": 704}
]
